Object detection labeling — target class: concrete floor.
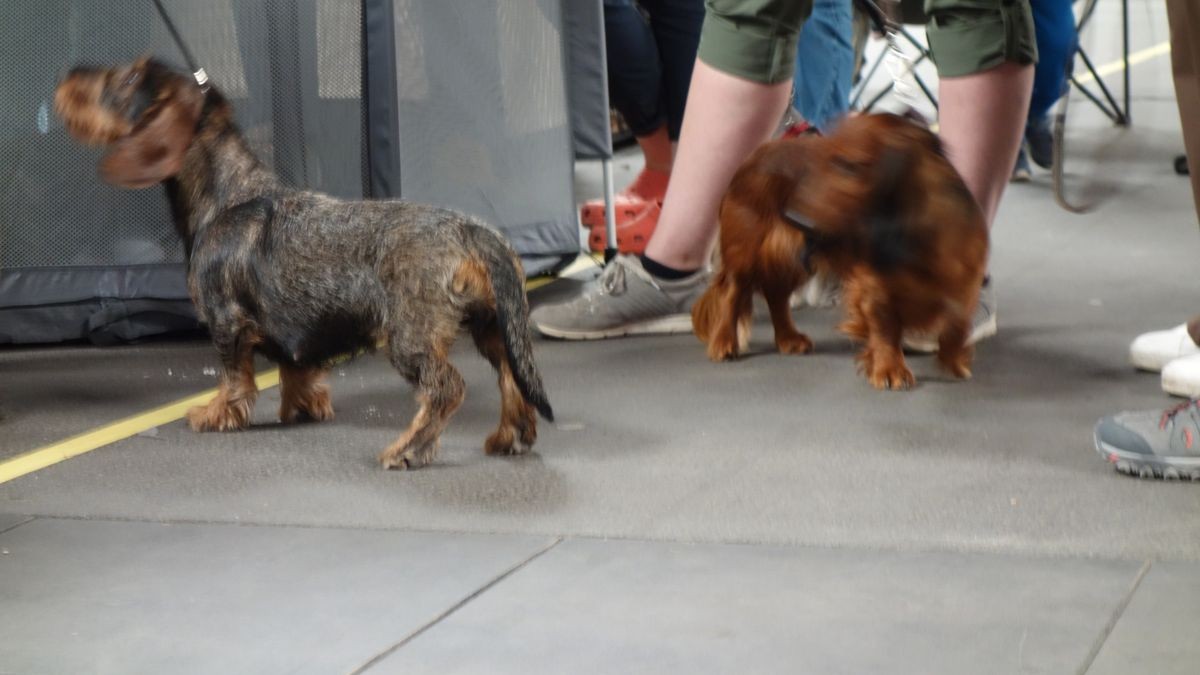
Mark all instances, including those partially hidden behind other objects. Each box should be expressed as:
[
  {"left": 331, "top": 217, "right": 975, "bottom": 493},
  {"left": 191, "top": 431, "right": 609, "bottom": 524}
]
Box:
[{"left": 2, "top": 3, "right": 1198, "bottom": 673}]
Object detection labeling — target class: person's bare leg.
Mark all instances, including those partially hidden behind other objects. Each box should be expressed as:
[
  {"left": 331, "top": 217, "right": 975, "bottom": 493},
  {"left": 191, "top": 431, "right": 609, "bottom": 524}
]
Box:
[
  {"left": 642, "top": 59, "right": 793, "bottom": 271},
  {"left": 619, "top": 124, "right": 674, "bottom": 203},
  {"left": 938, "top": 61, "right": 1035, "bottom": 228},
  {"left": 636, "top": 125, "right": 674, "bottom": 175}
]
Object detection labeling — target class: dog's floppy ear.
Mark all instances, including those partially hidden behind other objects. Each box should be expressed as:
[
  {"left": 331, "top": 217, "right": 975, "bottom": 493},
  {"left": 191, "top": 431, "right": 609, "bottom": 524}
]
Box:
[{"left": 100, "top": 95, "right": 199, "bottom": 188}]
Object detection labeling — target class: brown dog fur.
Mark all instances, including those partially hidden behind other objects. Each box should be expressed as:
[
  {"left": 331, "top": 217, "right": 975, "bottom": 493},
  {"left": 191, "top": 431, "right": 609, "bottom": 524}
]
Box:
[{"left": 693, "top": 113, "right": 988, "bottom": 389}]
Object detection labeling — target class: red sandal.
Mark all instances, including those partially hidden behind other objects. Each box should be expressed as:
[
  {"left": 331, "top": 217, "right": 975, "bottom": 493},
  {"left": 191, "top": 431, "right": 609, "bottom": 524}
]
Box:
[
  {"left": 578, "top": 167, "right": 669, "bottom": 230},
  {"left": 588, "top": 200, "right": 661, "bottom": 255}
]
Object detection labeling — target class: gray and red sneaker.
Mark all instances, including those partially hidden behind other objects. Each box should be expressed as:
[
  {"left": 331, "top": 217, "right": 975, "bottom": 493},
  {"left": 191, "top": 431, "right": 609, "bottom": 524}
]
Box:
[{"left": 1094, "top": 400, "right": 1200, "bottom": 480}]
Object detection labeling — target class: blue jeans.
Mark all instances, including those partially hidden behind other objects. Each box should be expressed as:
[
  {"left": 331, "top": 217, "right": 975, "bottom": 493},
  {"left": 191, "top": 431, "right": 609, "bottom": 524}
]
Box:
[
  {"left": 1028, "top": 0, "right": 1077, "bottom": 120},
  {"left": 792, "top": 0, "right": 854, "bottom": 132}
]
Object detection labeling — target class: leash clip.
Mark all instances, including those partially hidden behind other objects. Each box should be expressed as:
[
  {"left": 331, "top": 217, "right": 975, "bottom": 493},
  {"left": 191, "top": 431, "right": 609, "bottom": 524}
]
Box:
[{"left": 152, "top": 0, "right": 211, "bottom": 93}]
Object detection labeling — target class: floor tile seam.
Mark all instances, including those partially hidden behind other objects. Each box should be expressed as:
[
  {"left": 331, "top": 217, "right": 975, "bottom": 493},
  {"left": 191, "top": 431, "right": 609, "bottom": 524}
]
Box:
[
  {"left": 347, "top": 537, "right": 565, "bottom": 675},
  {"left": 1077, "top": 559, "right": 1153, "bottom": 675},
  {"left": 0, "top": 516, "right": 35, "bottom": 536}
]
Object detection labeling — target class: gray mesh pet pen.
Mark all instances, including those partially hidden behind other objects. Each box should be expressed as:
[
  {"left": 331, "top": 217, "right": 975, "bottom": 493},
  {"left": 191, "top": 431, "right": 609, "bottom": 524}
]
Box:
[{"left": 0, "top": 0, "right": 598, "bottom": 344}]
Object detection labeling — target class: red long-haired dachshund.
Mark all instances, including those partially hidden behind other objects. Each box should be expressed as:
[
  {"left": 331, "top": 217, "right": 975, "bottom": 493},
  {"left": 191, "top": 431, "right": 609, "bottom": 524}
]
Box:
[{"left": 692, "top": 113, "right": 988, "bottom": 390}]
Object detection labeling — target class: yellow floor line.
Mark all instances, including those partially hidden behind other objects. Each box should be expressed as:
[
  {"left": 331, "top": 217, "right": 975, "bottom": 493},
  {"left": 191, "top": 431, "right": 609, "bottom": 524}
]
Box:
[
  {"left": 1075, "top": 41, "right": 1170, "bottom": 87},
  {"left": 0, "top": 370, "right": 280, "bottom": 484}
]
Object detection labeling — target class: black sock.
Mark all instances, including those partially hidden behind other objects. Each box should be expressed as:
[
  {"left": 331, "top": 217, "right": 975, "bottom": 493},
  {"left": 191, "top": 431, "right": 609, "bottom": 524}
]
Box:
[{"left": 640, "top": 254, "right": 698, "bottom": 281}]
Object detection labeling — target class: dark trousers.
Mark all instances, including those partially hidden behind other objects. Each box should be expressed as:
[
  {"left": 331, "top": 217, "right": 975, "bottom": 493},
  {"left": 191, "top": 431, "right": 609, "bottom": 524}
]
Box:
[{"left": 603, "top": 0, "right": 705, "bottom": 140}]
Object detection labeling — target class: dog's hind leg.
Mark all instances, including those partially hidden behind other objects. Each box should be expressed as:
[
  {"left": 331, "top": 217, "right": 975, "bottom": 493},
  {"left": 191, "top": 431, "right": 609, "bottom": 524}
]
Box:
[
  {"left": 762, "top": 278, "right": 813, "bottom": 356},
  {"left": 279, "top": 364, "right": 334, "bottom": 423},
  {"left": 470, "top": 317, "right": 537, "bottom": 456},
  {"left": 936, "top": 307, "right": 974, "bottom": 379},
  {"left": 705, "top": 275, "right": 753, "bottom": 362},
  {"left": 188, "top": 326, "right": 260, "bottom": 432},
  {"left": 378, "top": 318, "right": 466, "bottom": 470}
]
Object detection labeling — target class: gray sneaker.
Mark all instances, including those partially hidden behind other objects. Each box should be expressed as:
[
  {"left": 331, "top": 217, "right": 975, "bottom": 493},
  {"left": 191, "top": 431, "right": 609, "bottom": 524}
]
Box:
[
  {"left": 902, "top": 278, "right": 997, "bottom": 353},
  {"left": 531, "top": 254, "right": 709, "bottom": 340},
  {"left": 1094, "top": 401, "right": 1200, "bottom": 480},
  {"left": 796, "top": 271, "right": 841, "bottom": 309}
]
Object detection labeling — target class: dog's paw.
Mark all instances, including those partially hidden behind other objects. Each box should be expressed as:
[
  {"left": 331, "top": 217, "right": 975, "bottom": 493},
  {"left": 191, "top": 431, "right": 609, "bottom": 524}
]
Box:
[
  {"left": 486, "top": 428, "right": 534, "bottom": 456},
  {"left": 187, "top": 402, "right": 250, "bottom": 432},
  {"left": 279, "top": 379, "right": 334, "bottom": 424},
  {"left": 937, "top": 348, "right": 974, "bottom": 380},
  {"left": 706, "top": 339, "right": 740, "bottom": 362},
  {"left": 775, "top": 332, "right": 814, "bottom": 355},
  {"left": 379, "top": 441, "right": 438, "bottom": 470},
  {"left": 942, "top": 361, "right": 972, "bottom": 380},
  {"left": 379, "top": 454, "right": 411, "bottom": 470},
  {"left": 279, "top": 392, "right": 334, "bottom": 424},
  {"left": 868, "top": 363, "right": 916, "bottom": 391}
]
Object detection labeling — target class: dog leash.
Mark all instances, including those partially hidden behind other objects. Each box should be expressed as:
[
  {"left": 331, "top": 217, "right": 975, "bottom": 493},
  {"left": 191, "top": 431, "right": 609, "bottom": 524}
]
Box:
[
  {"left": 151, "top": 0, "right": 210, "bottom": 92},
  {"left": 856, "top": 0, "right": 921, "bottom": 114}
]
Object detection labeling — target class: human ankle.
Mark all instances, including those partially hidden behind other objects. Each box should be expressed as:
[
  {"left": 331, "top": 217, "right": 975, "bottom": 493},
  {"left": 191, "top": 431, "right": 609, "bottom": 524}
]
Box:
[
  {"left": 640, "top": 254, "right": 698, "bottom": 281},
  {"left": 636, "top": 126, "right": 673, "bottom": 174}
]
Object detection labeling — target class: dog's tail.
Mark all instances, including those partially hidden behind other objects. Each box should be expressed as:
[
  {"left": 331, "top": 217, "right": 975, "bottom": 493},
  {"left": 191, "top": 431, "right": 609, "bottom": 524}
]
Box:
[{"left": 470, "top": 227, "right": 554, "bottom": 422}]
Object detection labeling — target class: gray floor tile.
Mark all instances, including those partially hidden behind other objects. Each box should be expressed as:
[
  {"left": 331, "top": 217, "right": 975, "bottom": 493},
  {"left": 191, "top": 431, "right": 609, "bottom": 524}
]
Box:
[
  {"left": 0, "top": 342, "right": 219, "bottom": 460},
  {"left": 1086, "top": 562, "right": 1200, "bottom": 675},
  {"left": 0, "top": 518, "right": 554, "bottom": 675},
  {"left": 375, "top": 538, "right": 1141, "bottom": 675},
  {"left": 0, "top": 514, "right": 32, "bottom": 534}
]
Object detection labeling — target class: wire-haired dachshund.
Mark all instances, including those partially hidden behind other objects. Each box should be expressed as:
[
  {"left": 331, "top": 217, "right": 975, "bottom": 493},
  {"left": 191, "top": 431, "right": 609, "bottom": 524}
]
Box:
[
  {"left": 55, "top": 58, "right": 553, "bottom": 468},
  {"left": 692, "top": 113, "right": 988, "bottom": 390}
]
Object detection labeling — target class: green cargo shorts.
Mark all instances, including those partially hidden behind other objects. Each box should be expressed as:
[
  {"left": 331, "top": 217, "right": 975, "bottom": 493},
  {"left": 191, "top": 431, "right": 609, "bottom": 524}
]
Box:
[
  {"left": 697, "top": 0, "right": 1036, "bottom": 84},
  {"left": 923, "top": 0, "right": 1038, "bottom": 78}
]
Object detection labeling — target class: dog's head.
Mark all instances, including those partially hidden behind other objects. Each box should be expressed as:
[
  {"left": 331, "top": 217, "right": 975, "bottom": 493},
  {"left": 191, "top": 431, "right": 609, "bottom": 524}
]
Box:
[{"left": 55, "top": 57, "right": 206, "bottom": 188}]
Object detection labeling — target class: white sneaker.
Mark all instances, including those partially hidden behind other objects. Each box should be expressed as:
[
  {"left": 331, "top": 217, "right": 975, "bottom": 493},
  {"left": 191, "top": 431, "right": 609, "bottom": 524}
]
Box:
[
  {"left": 1129, "top": 323, "right": 1200, "bottom": 373},
  {"left": 1162, "top": 353, "right": 1200, "bottom": 398}
]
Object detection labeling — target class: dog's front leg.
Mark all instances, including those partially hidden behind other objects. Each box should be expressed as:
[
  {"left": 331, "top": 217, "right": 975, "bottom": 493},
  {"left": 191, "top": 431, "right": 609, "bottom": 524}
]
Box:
[
  {"left": 762, "top": 278, "right": 813, "bottom": 356},
  {"left": 279, "top": 364, "right": 335, "bottom": 423},
  {"left": 188, "top": 328, "right": 260, "bottom": 432},
  {"left": 859, "top": 291, "right": 915, "bottom": 391}
]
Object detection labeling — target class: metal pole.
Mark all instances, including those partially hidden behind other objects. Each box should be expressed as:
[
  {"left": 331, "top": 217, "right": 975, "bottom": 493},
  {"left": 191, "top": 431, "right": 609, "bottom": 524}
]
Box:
[
  {"left": 601, "top": 158, "right": 618, "bottom": 262},
  {"left": 1122, "top": 0, "right": 1130, "bottom": 125}
]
